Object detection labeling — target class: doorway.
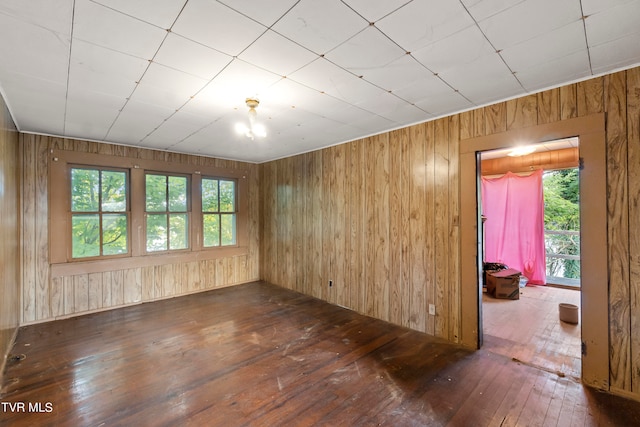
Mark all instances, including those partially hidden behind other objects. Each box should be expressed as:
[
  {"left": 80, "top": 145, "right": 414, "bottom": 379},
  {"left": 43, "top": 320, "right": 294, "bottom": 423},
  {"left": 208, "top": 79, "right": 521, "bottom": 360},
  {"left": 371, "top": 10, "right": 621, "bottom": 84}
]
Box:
[
  {"left": 458, "top": 114, "right": 609, "bottom": 389},
  {"left": 478, "top": 139, "right": 582, "bottom": 378}
]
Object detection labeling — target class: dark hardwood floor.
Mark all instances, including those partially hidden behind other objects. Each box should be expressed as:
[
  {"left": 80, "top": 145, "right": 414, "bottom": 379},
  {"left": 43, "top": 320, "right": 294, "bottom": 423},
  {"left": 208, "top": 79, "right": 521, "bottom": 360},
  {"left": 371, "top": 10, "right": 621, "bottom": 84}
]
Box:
[{"left": 2, "top": 281, "right": 640, "bottom": 426}]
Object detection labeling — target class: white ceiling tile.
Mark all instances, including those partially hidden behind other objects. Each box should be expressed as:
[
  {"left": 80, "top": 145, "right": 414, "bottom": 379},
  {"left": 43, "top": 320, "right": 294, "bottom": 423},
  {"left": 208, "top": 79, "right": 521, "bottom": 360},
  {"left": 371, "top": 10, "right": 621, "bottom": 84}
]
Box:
[
  {"left": 0, "top": 72, "right": 67, "bottom": 134},
  {"left": 376, "top": 0, "right": 475, "bottom": 53},
  {"left": 414, "top": 90, "right": 473, "bottom": 116},
  {"left": 0, "top": 0, "right": 73, "bottom": 35},
  {"left": 171, "top": 0, "right": 266, "bottom": 56},
  {"left": 374, "top": 98, "right": 430, "bottom": 124},
  {"left": 153, "top": 33, "right": 233, "bottom": 80},
  {"left": 513, "top": 50, "right": 591, "bottom": 92},
  {"left": 217, "top": 0, "right": 300, "bottom": 27},
  {"left": 0, "top": 12, "right": 70, "bottom": 84},
  {"left": 341, "top": 0, "right": 412, "bottom": 22},
  {"left": 361, "top": 54, "right": 430, "bottom": 92},
  {"left": 69, "top": 40, "right": 148, "bottom": 97},
  {"left": 321, "top": 103, "right": 380, "bottom": 127},
  {"left": 238, "top": 30, "right": 318, "bottom": 77},
  {"left": 585, "top": 1, "right": 640, "bottom": 47},
  {"left": 478, "top": 0, "right": 583, "bottom": 51},
  {"left": 91, "top": 0, "right": 185, "bottom": 29},
  {"left": 106, "top": 99, "right": 176, "bottom": 143},
  {"left": 183, "top": 60, "right": 282, "bottom": 113},
  {"left": 325, "top": 26, "right": 407, "bottom": 77},
  {"left": 288, "top": 57, "right": 383, "bottom": 105},
  {"left": 73, "top": 0, "right": 167, "bottom": 60},
  {"left": 461, "top": 0, "right": 527, "bottom": 22},
  {"left": 260, "top": 79, "right": 374, "bottom": 128},
  {"left": 177, "top": 97, "right": 228, "bottom": 123},
  {"left": 581, "top": 0, "right": 637, "bottom": 15},
  {"left": 590, "top": 32, "right": 640, "bottom": 75},
  {"left": 141, "top": 111, "right": 213, "bottom": 148},
  {"left": 1, "top": 0, "right": 638, "bottom": 163},
  {"left": 391, "top": 72, "right": 466, "bottom": 111},
  {"left": 412, "top": 25, "right": 496, "bottom": 74},
  {"left": 180, "top": 116, "right": 262, "bottom": 160},
  {"left": 439, "top": 53, "right": 522, "bottom": 105},
  {"left": 349, "top": 113, "right": 397, "bottom": 134},
  {"left": 272, "top": 0, "right": 367, "bottom": 55},
  {"left": 500, "top": 21, "right": 587, "bottom": 72},
  {"left": 65, "top": 92, "right": 123, "bottom": 140},
  {"left": 351, "top": 89, "right": 408, "bottom": 118},
  {"left": 131, "top": 63, "right": 208, "bottom": 110}
]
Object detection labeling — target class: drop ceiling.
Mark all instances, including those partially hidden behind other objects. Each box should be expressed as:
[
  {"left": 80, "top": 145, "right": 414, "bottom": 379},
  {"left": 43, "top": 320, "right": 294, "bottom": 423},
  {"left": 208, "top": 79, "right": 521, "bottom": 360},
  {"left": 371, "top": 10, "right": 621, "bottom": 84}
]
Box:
[{"left": 0, "top": 0, "right": 639, "bottom": 163}]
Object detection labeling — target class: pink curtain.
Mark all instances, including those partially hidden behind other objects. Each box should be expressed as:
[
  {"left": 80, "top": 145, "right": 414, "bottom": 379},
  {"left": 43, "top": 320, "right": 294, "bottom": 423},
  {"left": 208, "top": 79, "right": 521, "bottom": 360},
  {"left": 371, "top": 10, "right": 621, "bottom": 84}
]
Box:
[{"left": 481, "top": 170, "right": 546, "bottom": 285}]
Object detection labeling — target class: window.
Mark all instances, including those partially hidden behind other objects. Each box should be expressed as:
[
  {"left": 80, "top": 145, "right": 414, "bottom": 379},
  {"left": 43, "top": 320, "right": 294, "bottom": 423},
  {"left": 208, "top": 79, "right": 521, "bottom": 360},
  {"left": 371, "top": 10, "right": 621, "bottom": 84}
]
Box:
[
  {"left": 202, "top": 178, "right": 237, "bottom": 247},
  {"left": 50, "top": 149, "right": 249, "bottom": 269},
  {"left": 70, "top": 167, "right": 129, "bottom": 258},
  {"left": 145, "top": 173, "right": 189, "bottom": 252}
]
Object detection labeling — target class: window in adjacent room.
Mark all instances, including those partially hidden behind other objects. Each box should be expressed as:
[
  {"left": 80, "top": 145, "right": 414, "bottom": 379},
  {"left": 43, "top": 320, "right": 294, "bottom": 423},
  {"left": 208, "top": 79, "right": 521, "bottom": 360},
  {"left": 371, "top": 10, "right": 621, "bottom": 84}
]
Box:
[
  {"left": 70, "top": 167, "right": 129, "bottom": 259},
  {"left": 145, "top": 173, "right": 190, "bottom": 252},
  {"left": 202, "top": 177, "right": 237, "bottom": 247}
]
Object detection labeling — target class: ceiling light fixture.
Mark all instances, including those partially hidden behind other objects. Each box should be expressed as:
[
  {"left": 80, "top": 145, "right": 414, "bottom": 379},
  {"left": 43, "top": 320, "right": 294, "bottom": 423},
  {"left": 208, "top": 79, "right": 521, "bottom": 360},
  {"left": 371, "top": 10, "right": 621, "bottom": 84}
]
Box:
[
  {"left": 235, "top": 98, "right": 266, "bottom": 140},
  {"left": 508, "top": 145, "right": 536, "bottom": 157}
]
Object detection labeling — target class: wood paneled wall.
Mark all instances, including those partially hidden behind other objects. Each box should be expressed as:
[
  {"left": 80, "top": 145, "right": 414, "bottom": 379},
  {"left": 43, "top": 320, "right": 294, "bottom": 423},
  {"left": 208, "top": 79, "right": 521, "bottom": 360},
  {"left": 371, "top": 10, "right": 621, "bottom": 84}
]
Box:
[
  {"left": 260, "top": 66, "right": 640, "bottom": 400},
  {"left": 0, "top": 91, "right": 20, "bottom": 372},
  {"left": 260, "top": 119, "right": 461, "bottom": 341},
  {"left": 20, "top": 134, "right": 261, "bottom": 324}
]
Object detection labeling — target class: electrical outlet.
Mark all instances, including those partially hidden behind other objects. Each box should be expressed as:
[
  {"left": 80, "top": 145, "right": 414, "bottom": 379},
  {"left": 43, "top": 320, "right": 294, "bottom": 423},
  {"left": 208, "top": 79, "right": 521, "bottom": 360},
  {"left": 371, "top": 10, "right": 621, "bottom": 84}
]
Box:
[
  {"left": 429, "top": 304, "right": 435, "bottom": 315},
  {"left": 329, "top": 280, "right": 333, "bottom": 287}
]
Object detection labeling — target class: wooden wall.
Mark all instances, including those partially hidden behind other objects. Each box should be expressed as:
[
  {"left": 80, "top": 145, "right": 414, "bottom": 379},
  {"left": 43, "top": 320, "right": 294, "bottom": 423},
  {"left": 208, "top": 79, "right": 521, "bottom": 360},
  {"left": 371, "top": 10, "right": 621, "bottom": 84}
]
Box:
[
  {"left": 260, "top": 66, "right": 640, "bottom": 400},
  {"left": 260, "top": 114, "right": 461, "bottom": 341},
  {"left": 0, "top": 90, "right": 20, "bottom": 372},
  {"left": 20, "top": 134, "right": 261, "bottom": 324}
]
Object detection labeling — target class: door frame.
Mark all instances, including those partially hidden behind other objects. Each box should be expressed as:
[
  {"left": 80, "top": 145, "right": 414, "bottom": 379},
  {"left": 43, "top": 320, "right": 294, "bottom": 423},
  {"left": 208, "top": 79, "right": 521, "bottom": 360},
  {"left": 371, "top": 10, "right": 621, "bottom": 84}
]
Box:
[{"left": 459, "top": 113, "right": 608, "bottom": 389}]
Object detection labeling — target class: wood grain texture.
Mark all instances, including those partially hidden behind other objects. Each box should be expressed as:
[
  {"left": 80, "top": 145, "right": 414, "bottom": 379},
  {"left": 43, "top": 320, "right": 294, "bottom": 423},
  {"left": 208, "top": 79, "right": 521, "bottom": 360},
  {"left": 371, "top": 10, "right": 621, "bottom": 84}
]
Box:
[
  {"left": 434, "top": 118, "right": 450, "bottom": 339},
  {"left": 4, "top": 282, "right": 640, "bottom": 427},
  {"left": 388, "top": 129, "right": 404, "bottom": 327},
  {"left": 0, "top": 91, "right": 19, "bottom": 372},
  {"left": 626, "top": 67, "right": 640, "bottom": 394},
  {"left": 559, "top": 83, "right": 578, "bottom": 120},
  {"left": 21, "top": 135, "right": 36, "bottom": 322},
  {"left": 20, "top": 134, "right": 260, "bottom": 324},
  {"left": 349, "top": 139, "right": 365, "bottom": 314},
  {"left": 484, "top": 102, "right": 507, "bottom": 135},
  {"left": 409, "top": 123, "right": 428, "bottom": 333},
  {"left": 481, "top": 147, "right": 579, "bottom": 176},
  {"left": 537, "top": 88, "right": 560, "bottom": 125},
  {"left": 605, "top": 71, "right": 631, "bottom": 392},
  {"left": 507, "top": 94, "right": 538, "bottom": 130},
  {"left": 256, "top": 68, "right": 640, "bottom": 402},
  {"left": 9, "top": 67, "right": 640, "bottom": 403},
  {"left": 577, "top": 77, "right": 605, "bottom": 116},
  {"left": 448, "top": 114, "right": 461, "bottom": 343}
]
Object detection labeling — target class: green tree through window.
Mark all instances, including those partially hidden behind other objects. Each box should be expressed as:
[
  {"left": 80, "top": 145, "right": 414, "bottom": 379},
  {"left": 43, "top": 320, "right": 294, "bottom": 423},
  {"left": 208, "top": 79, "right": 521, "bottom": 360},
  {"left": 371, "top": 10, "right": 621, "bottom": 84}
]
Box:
[
  {"left": 145, "top": 173, "right": 189, "bottom": 252},
  {"left": 71, "top": 167, "right": 129, "bottom": 258},
  {"left": 202, "top": 178, "right": 236, "bottom": 247},
  {"left": 543, "top": 168, "right": 580, "bottom": 279}
]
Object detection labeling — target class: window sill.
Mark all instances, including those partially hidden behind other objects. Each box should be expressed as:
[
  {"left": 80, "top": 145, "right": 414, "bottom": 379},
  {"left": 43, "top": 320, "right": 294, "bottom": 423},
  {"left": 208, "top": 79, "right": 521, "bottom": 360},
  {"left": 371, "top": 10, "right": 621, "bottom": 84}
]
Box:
[{"left": 51, "top": 246, "right": 250, "bottom": 278}]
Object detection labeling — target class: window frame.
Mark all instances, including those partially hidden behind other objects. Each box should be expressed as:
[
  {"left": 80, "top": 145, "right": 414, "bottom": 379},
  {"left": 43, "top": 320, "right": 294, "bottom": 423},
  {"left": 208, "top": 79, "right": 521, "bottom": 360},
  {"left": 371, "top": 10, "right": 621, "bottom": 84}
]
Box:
[
  {"left": 68, "top": 165, "right": 131, "bottom": 261},
  {"left": 143, "top": 171, "right": 192, "bottom": 254},
  {"left": 49, "top": 149, "right": 250, "bottom": 276},
  {"left": 201, "top": 176, "right": 239, "bottom": 248}
]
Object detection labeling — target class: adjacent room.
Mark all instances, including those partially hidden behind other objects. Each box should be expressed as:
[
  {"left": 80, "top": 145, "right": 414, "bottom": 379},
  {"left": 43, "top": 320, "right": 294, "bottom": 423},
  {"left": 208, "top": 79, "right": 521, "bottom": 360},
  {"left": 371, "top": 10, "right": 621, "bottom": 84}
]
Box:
[
  {"left": 479, "top": 139, "right": 582, "bottom": 380},
  {"left": 2, "top": 1, "right": 640, "bottom": 425}
]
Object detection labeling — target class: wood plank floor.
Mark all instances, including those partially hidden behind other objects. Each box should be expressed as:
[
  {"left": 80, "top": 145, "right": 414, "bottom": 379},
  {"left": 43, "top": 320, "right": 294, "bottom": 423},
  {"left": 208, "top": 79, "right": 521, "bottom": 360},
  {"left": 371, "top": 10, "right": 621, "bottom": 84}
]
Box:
[
  {"left": 482, "top": 285, "right": 582, "bottom": 380},
  {"left": 2, "top": 281, "right": 640, "bottom": 426}
]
